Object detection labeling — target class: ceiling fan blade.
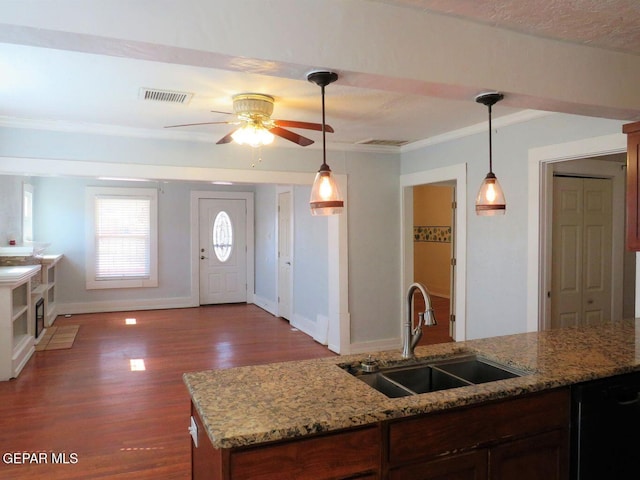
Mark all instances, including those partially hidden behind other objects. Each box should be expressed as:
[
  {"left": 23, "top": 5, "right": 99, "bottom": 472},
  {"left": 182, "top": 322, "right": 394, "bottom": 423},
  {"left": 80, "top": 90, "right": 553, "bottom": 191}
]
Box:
[
  {"left": 274, "top": 119, "right": 334, "bottom": 133},
  {"left": 216, "top": 129, "right": 238, "bottom": 145},
  {"left": 210, "top": 110, "right": 233, "bottom": 115},
  {"left": 270, "top": 126, "right": 314, "bottom": 147},
  {"left": 164, "top": 121, "right": 232, "bottom": 128}
]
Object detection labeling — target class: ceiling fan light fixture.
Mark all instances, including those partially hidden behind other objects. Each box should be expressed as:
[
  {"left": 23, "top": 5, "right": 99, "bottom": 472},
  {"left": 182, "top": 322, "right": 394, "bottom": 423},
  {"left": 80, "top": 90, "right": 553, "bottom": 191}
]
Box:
[
  {"left": 307, "top": 70, "right": 343, "bottom": 216},
  {"left": 475, "top": 91, "right": 506, "bottom": 216},
  {"left": 230, "top": 122, "right": 275, "bottom": 148}
]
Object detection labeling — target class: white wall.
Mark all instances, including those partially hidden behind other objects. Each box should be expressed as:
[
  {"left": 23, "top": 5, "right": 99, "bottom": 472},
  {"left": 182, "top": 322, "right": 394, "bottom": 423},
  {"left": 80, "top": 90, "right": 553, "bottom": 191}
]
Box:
[
  {"left": 346, "top": 151, "right": 402, "bottom": 346},
  {"left": 293, "top": 185, "right": 329, "bottom": 329},
  {"left": 0, "top": 175, "right": 25, "bottom": 244},
  {"left": 254, "top": 183, "right": 277, "bottom": 311}
]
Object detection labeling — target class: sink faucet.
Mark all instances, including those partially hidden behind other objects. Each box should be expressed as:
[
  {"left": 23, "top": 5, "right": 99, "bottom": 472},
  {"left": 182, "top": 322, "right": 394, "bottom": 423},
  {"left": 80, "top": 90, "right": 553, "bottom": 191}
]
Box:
[{"left": 402, "top": 282, "right": 437, "bottom": 358}]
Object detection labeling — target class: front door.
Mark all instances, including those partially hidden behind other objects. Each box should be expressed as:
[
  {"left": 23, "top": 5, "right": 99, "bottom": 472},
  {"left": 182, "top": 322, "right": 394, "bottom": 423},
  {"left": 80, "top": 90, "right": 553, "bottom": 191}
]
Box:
[
  {"left": 199, "top": 198, "right": 247, "bottom": 304},
  {"left": 551, "top": 176, "right": 612, "bottom": 327}
]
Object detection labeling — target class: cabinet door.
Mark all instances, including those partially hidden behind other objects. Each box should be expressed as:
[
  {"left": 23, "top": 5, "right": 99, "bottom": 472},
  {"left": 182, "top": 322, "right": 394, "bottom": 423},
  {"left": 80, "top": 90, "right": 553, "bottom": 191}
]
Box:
[
  {"left": 624, "top": 121, "right": 640, "bottom": 250},
  {"left": 389, "top": 450, "right": 488, "bottom": 480},
  {"left": 489, "top": 429, "right": 568, "bottom": 480},
  {"left": 229, "top": 425, "right": 380, "bottom": 480}
]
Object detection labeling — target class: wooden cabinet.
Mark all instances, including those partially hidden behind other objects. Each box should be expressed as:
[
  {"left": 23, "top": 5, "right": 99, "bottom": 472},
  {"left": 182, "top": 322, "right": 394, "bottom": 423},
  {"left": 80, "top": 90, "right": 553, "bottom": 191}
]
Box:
[
  {"left": 624, "top": 121, "right": 640, "bottom": 250},
  {"left": 191, "top": 403, "right": 381, "bottom": 480},
  {"left": 191, "top": 388, "right": 570, "bottom": 479},
  {"left": 0, "top": 265, "right": 41, "bottom": 380},
  {"left": 386, "top": 388, "right": 570, "bottom": 480}
]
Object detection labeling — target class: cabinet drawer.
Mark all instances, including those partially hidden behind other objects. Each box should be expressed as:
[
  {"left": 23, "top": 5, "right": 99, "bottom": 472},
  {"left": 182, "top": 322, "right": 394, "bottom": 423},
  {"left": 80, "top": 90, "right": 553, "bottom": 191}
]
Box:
[
  {"left": 388, "top": 388, "right": 570, "bottom": 465},
  {"left": 230, "top": 425, "right": 381, "bottom": 480},
  {"left": 389, "top": 449, "right": 488, "bottom": 480}
]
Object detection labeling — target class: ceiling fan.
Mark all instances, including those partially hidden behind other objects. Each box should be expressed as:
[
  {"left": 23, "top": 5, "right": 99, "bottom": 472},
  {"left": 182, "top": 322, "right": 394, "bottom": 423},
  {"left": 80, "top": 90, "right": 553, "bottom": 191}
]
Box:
[{"left": 164, "top": 93, "right": 333, "bottom": 147}]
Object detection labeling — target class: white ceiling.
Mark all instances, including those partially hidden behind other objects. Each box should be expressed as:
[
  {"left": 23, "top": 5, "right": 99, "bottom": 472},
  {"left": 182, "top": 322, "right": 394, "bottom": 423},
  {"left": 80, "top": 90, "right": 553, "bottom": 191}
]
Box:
[{"left": 0, "top": 0, "right": 639, "bottom": 151}]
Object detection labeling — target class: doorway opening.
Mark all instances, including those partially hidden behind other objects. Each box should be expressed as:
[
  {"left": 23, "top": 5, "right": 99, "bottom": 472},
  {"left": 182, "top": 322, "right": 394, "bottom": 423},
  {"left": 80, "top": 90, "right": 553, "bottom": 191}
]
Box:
[
  {"left": 401, "top": 163, "right": 467, "bottom": 342},
  {"left": 413, "top": 183, "right": 455, "bottom": 344}
]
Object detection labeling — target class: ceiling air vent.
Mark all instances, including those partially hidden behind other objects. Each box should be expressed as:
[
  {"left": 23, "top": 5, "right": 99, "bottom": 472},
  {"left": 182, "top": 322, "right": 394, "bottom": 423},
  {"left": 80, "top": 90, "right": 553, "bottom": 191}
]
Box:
[
  {"left": 357, "top": 139, "right": 409, "bottom": 147},
  {"left": 139, "top": 88, "right": 193, "bottom": 104}
]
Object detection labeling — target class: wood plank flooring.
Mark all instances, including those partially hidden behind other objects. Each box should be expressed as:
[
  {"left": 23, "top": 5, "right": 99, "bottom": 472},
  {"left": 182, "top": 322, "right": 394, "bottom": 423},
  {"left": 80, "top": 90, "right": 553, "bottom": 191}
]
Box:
[
  {"left": 0, "top": 301, "right": 453, "bottom": 479},
  {"left": 0, "top": 305, "right": 334, "bottom": 479},
  {"left": 417, "top": 295, "right": 454, "bottom": 346}
]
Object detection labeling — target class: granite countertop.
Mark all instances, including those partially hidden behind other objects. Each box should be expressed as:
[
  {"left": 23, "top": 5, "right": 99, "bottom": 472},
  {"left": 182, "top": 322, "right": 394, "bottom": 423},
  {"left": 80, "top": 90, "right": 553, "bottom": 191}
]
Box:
[{"left": 183, "top": 319, "right": 640, "bottom": 449}]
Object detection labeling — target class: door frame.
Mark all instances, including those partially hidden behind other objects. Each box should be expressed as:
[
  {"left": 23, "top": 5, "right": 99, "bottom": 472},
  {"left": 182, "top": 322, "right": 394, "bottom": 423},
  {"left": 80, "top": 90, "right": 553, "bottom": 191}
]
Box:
[
  {"left": 401, "top": 163, "right": 467, "bottom": 341},
  {"left": 527, "top": 133, "right": 627, "bottom": 331},
  {"left": 190, "top": 191, "right": 255, "bottom": 306}
]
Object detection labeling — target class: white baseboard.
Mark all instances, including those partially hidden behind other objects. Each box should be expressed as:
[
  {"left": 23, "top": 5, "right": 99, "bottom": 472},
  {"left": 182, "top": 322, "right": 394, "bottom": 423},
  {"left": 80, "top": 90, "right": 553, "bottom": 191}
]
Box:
[
  {"left": 253, "top": 294, "right": 277, "bottom": 316},
  {"left": 290, "top": 313, "right": 318, "bottom": 340},
  {"left": 348, "top": 337, "right": 401, "bottom": 355},
  {"left": 57, "top": 296, "right": 196, "bottom": 315},
  {"left": 313, "top": 314, "right": 329, "bottom": 345}
]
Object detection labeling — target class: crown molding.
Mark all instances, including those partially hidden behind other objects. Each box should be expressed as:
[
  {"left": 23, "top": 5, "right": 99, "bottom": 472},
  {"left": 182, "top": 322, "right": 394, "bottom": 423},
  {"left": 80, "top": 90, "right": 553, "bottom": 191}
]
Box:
[{"left": 400, "top": 110, "right": 553, "bottom": 153}]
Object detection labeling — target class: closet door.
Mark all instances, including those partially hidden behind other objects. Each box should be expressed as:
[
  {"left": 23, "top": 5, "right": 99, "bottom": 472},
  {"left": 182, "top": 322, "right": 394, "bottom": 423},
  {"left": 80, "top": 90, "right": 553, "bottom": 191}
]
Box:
[{"left": 551, "top": 176, "right": 612, "bottom": 328}]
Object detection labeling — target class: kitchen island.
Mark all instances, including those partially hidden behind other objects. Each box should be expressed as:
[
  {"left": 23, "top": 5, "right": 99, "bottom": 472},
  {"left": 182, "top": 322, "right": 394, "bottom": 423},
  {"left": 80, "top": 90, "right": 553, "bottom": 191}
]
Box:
[{"left": 184, "top": 320, "right": 640, "bottom": 479}]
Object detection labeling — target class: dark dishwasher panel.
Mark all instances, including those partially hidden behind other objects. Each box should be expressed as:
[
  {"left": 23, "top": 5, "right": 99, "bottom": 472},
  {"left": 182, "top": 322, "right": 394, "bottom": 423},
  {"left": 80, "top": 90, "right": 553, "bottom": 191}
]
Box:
[{"left": 571, "top": 371, "right": 640, "bottom": 480}]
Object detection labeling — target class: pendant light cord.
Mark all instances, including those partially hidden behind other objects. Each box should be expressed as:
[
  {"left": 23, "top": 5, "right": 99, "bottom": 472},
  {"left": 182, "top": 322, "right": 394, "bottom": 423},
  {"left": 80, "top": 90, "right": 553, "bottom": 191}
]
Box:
[
  {"left": 321, "top": 84, "right": 327, "bottom": 168},
  {"left": 488, "top": 103, "right": 493, "bottom": 174}
]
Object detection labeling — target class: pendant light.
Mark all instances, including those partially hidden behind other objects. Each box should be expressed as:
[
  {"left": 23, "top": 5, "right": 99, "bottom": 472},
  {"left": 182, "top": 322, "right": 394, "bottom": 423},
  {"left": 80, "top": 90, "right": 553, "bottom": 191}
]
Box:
[
  {"left": 307, "top": 70, "right": 343, "bottom": 216},
  {"left": 475, "top": 92, "right": 506, "bottom": 216}
]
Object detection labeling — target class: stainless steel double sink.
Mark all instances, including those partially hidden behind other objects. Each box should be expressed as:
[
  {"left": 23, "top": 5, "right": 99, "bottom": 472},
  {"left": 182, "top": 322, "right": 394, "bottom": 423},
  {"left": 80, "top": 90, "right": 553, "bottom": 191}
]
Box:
[{"left": 344, "top": 355, "right": 528, "bottom": 398}]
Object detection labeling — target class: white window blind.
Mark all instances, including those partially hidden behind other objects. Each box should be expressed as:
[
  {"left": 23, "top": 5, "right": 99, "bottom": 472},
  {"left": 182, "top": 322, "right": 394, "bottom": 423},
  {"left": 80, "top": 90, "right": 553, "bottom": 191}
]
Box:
[
  {"left": 95, "top": 196, "right": 151, "bottom": 280},
  {"left": 86, "top": 187, "right": 158, "bottom": 290}
]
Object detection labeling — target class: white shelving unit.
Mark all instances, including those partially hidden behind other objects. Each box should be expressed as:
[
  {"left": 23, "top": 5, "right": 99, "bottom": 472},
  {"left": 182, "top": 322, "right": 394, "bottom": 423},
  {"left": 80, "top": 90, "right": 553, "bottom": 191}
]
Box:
[
  {"left": 0, "top": 265, "right": 41, "bottom": 381},
  {"left": 40, "top": 255, "right": 62, "bottom": 327}
]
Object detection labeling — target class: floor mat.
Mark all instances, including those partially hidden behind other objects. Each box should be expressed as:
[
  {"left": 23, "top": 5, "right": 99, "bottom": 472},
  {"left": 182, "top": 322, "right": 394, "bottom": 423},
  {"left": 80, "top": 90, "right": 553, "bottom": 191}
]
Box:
[{"left": 35, "top": 325, "right": 80, "bottom": 351}]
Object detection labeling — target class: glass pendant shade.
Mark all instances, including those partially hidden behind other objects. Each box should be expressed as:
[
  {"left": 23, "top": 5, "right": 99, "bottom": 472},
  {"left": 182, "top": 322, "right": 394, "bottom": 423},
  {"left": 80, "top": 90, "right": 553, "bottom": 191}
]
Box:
[
  {"left": 231, "top": 123, "right": 274, "bottom": 147},
  {"left": 307, "top": 70, "right": 343, "bottom": 216},
  {"left": 475, "top": 172, "right": 506, "bottom": 215},
  {"left": 475, "top": 91, "right": 506, "bottom": 216},
  {"left": 310, "top": 164, "right": 344, "bottom": 216}
]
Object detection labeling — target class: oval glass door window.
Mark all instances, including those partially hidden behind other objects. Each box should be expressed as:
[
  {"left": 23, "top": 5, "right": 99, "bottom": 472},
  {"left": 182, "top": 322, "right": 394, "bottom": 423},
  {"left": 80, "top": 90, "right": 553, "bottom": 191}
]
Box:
[{"left": 213, "top": 211, "right": 233, "bottom": 262}]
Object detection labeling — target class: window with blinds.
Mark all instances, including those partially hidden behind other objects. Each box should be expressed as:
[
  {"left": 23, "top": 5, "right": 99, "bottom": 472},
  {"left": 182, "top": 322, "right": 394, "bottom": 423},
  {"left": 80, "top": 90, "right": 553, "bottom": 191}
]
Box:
[{"left": 86, "top": 187, "right": 158, "bottom": 289}]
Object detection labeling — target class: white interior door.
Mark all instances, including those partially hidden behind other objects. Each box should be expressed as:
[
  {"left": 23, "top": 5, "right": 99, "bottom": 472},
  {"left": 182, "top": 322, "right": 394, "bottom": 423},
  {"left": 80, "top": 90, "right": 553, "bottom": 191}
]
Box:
[
  {"left": 277, "top": 191, "right": 293, "bottom": 320},
  {"left": 551, "top": 176, "right": 612, "bottom": 327},
  {"left": 199, "top": 198, "right": 247, "bottom": 304}
]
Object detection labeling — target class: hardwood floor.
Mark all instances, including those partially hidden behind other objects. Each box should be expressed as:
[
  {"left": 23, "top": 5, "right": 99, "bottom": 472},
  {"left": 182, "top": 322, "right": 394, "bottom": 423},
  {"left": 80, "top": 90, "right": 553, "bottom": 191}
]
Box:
[
  {"left": 0, "top": 305, "right": 334, "bottom": 479},
  {"left": 416, "top": 295, "right": 454, "bottom": 346}
]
